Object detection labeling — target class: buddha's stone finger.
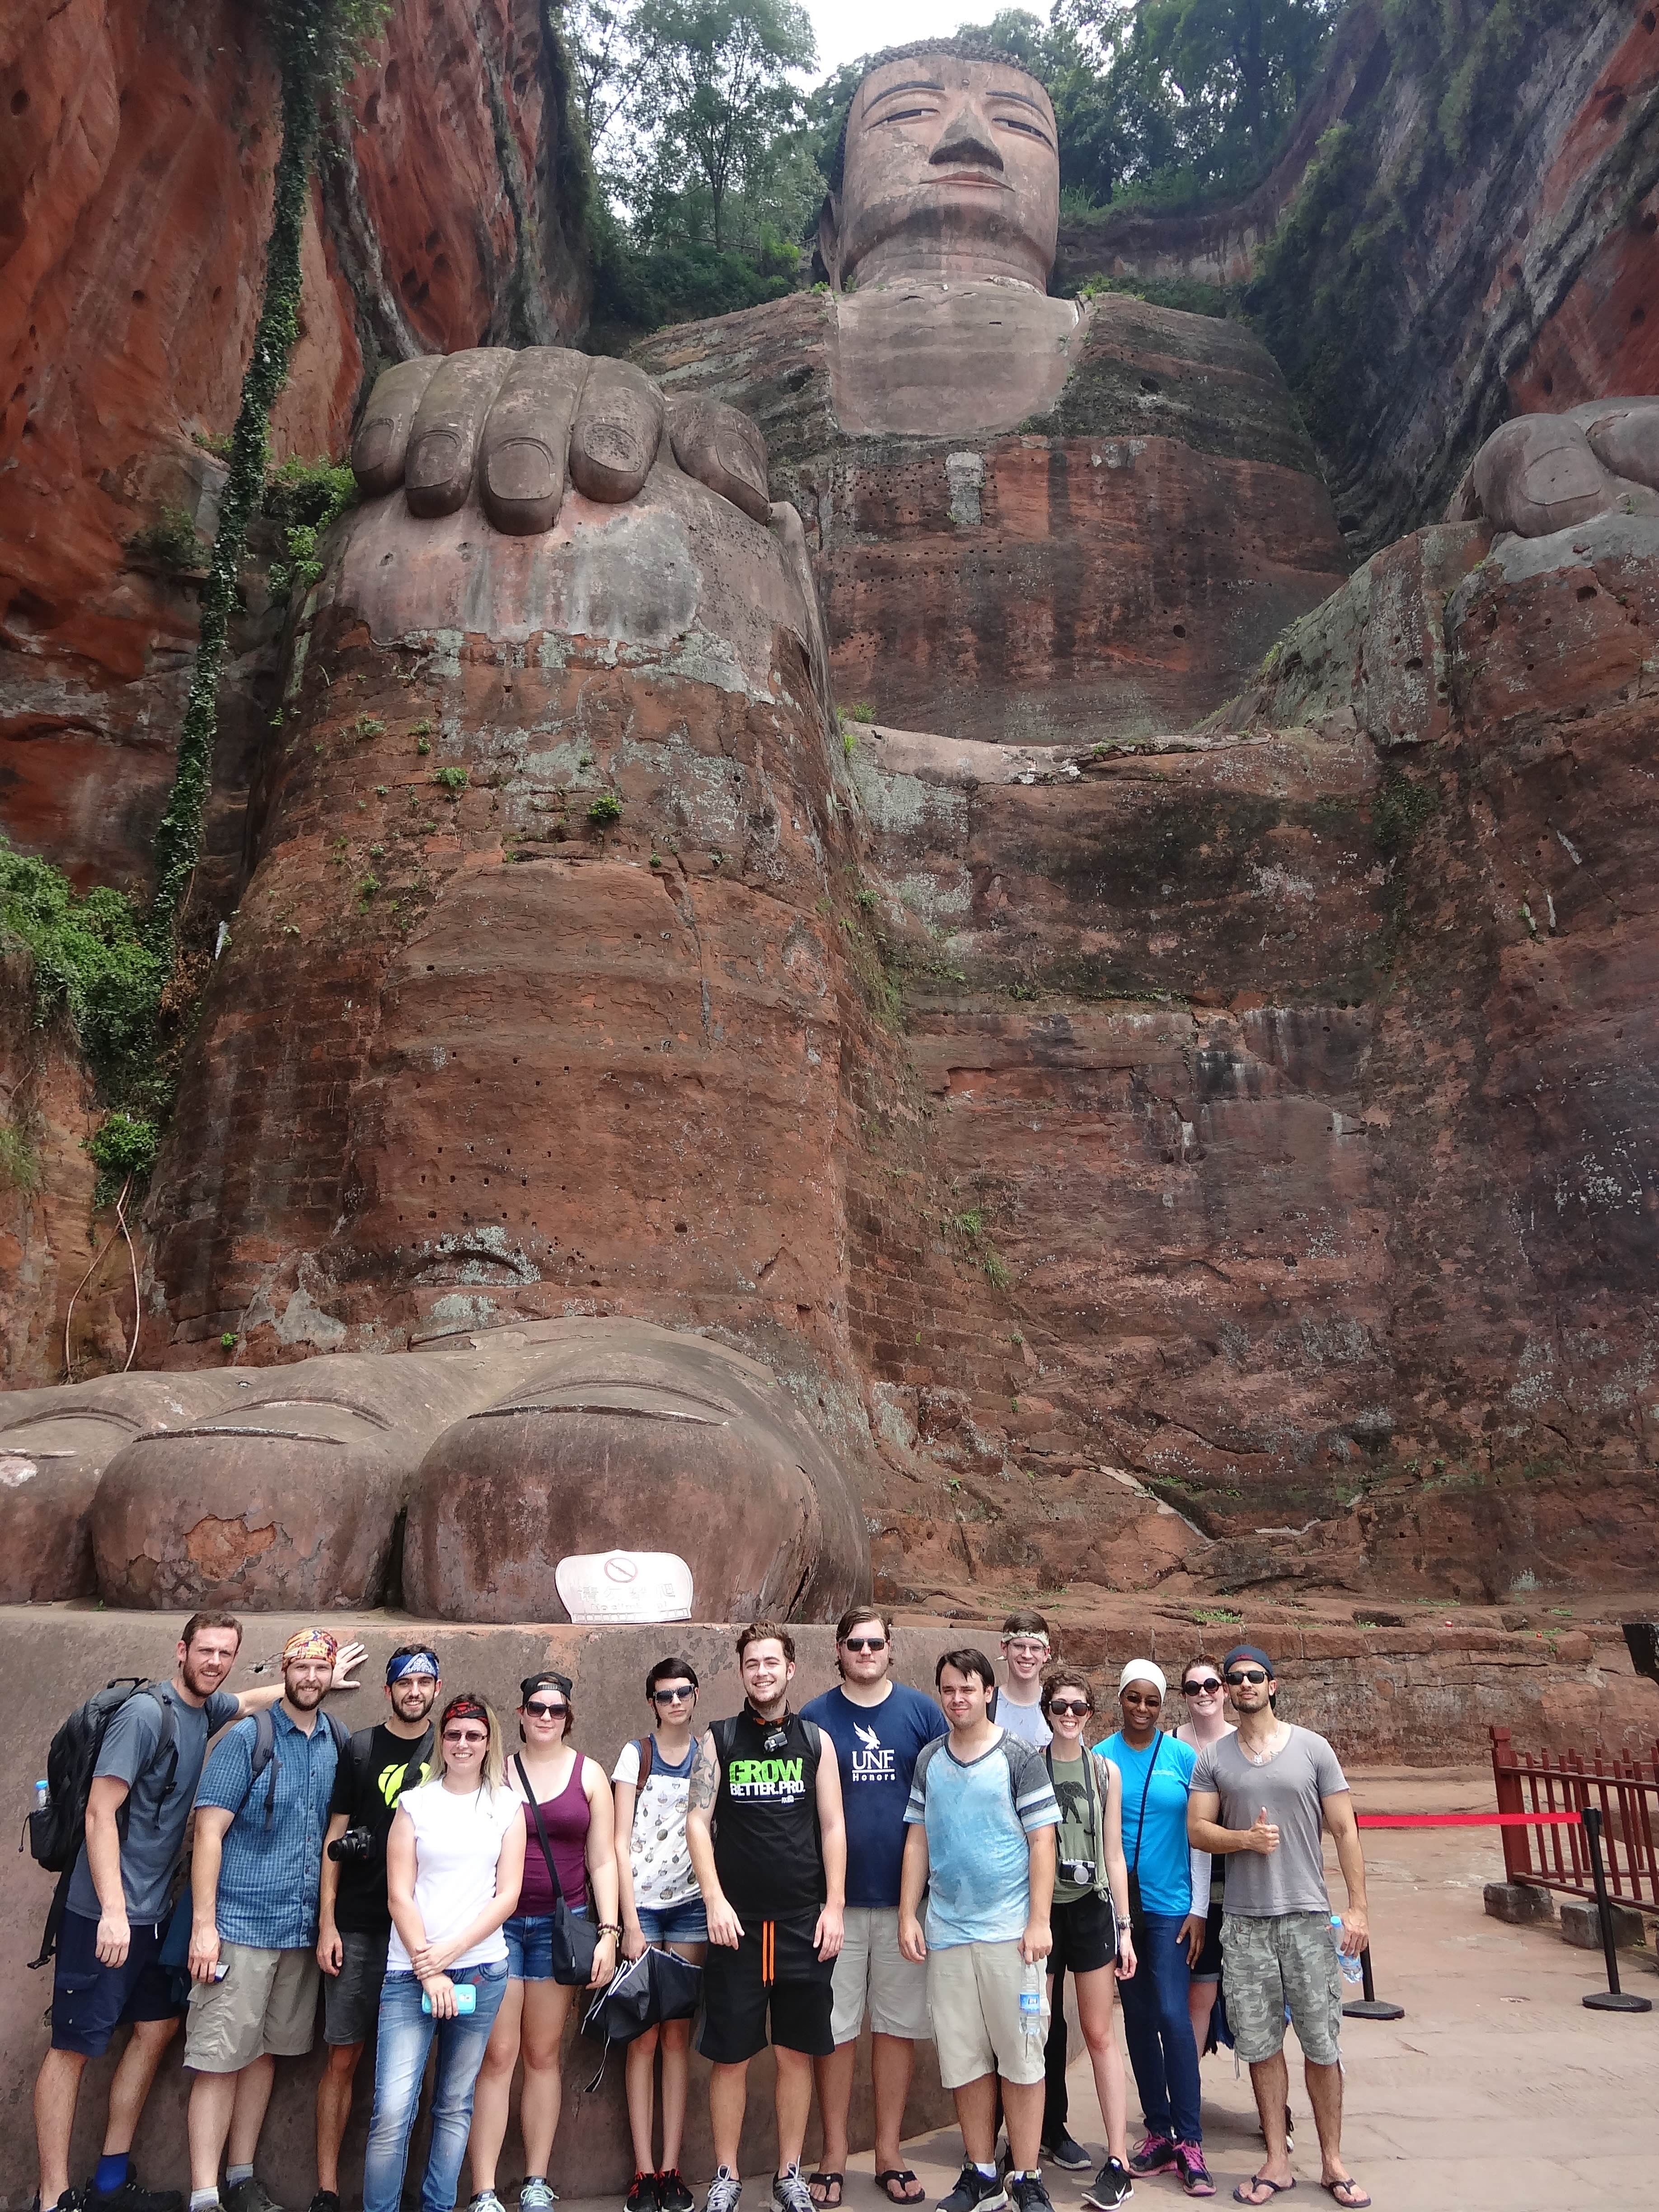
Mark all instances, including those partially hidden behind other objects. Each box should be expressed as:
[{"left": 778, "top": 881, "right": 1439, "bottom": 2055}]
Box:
[
  {"left": 1584, "top": 400, "right": 1659, "bottom": 492},
  {"left": 404, "top": 347, "right": 516, "bottom": 518},
  {"left": 666, "top": 394, "right": 771, "bottom": 523},
  {"left": 569, "top": 358, "right": 664, "bottom": 503},
  {"left": 479, "top": 347, "right": 591, "bottom": 535},
  {"left": 350, "top": 356, "right": 443, "bottom": 497}
]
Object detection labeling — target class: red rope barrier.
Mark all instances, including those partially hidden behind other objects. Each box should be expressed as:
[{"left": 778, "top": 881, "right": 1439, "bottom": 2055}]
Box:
[{"left": 1356, "top": 1811, "right": 1583, "bottom": 1828}]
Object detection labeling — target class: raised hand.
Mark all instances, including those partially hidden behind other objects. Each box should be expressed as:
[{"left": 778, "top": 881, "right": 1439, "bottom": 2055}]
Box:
[
  {"left": 1246, "top": 1805, "right": 1280, "bottom": 1855},
  {"left": 350, "top": 346, "right": 769, "bottom": 534}
]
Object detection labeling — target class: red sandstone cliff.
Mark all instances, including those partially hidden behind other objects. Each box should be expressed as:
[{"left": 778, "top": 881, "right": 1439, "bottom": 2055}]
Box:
[{"left": 0, "top": 0, "right": 589, "bottom": 891}]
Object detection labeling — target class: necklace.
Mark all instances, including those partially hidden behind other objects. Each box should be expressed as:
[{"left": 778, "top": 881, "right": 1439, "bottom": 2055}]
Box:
[{"left": 1241, "top": 1724, "right": 1287, "bottom": 1766}]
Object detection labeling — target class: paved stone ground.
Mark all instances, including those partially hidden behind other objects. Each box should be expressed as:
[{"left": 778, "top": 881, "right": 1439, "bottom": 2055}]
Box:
[{"left": 580, "top": 1764, "right": 1654, "bottom": 2212}]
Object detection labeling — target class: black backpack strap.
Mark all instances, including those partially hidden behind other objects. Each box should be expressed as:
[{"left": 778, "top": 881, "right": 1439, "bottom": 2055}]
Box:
[
  {"left": 29, "top": 1867, "right": 72, "bottom": 1971},
  {"left": 516, "top": 1753, "right": 566, "bottom": 1903}
]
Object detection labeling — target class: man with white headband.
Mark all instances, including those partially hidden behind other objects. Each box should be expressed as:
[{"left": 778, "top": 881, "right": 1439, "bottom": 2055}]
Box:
[
  {"left": 1095, "top": 1662, "right": 1214, "bottom": 2199},
  {"left": 311, "top": 1644, "right": 442, "bottom": 2212}
]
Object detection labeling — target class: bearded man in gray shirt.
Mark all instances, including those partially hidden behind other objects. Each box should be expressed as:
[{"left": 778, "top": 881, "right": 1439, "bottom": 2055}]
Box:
[{"left": 1186, "top": 1646, "right": 1371, "bottom": 2212}]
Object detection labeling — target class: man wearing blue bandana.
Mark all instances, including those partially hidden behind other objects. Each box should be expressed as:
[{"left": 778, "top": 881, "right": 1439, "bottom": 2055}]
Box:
[{"left": 309, "top": 1645, "right": 442, "bottom": 2212}]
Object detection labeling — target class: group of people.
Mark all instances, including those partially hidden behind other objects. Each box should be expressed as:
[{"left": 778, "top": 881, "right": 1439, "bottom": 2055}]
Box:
[{"left": 33, "top": 1606, "right": 1371, "bottom": 2212}]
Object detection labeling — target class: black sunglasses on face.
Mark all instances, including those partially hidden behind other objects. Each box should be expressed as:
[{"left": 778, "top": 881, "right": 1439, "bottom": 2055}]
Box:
[
  {"left": 1048, "top": 1699, "right": 1092, "bottom": 1717},
  {"left": 653, "top": 1686, "right": 696, "bottom": 1704},
  {"left": 842, "top": 1636, "right": 888, "bottom": 1652},
  {"left": 1183, "top": 1678, "right": 1222, "bottom": 1696},
  {"left": 524, "top": 1700, "right": 569, "bottom": 1720},
  {"left": 443, "top": 1728, "right": 487, "bottom": 1744},
  {"left": 1224, "top": 1668, "right": 1269, "bottom": 1686}
]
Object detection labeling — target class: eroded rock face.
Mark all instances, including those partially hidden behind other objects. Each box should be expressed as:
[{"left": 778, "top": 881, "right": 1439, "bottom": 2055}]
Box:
[{"left": 0, "top": 0, "right": 587, "bottom": 890}]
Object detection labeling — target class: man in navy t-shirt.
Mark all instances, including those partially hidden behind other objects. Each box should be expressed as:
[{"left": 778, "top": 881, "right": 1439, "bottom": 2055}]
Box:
[{"left": 801, "top": 1608, "right": 946, "bottom": 2209}]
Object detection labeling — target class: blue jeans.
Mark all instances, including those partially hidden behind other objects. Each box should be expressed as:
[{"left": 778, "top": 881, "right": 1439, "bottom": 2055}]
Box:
[
  {"left": 362, "top": 1963, "right": 509, "bottom": 2212},
  {"left": 1119, "top": 1912, "right": 1201, "bottom": 2146},
  {"left": 504, "top": 1903, "right": 585, "bottom": 1982}
]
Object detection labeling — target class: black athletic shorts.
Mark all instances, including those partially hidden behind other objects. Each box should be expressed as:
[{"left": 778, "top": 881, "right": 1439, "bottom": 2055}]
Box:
[
  {"left": 52, "top": 1908, "right": 183, "bottom": 2057},
  {"left": 698, "top": 1909, "right": 834, "bottom": 2063},
  {"left": 1193, "top": 1898, "right": 1224, "bottom": 1982},
  {"left": 1049, "top": 1890, "right": 1118, "bottom": 1977}
]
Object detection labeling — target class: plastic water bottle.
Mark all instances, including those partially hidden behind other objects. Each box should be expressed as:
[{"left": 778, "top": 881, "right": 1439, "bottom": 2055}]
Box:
[
  {"left": 34, "top": 1780, "right": 49, "bottom": 1812},
  {"left": 1018, "top": 1958, "right": 1045, "bottom": 2058},
  {"left": 1331, "top": 1915, "right": 1363, "bottom": 1987}
]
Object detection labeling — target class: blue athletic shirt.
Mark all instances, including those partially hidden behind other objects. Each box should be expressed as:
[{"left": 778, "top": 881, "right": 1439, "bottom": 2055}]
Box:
[
  {"left": 1096, "top": 1729, "right": 1197, "bottom": 1918},
  {"left": 800, "top": 1681, "right": 945, "bottom": 1908}
]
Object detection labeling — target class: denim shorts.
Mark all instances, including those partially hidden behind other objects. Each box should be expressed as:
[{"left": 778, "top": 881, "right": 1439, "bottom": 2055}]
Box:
[
  {"left": 503, "top": 1906, "right": 585, "bottom": 1982},
  {"left": 635, "top": 1896, "right": 708, "bottom": 1946}
]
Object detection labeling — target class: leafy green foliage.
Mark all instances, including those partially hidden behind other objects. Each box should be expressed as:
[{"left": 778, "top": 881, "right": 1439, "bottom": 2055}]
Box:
[
  {"left": 430, "top": 765, "right": 469, "bottom": 793},
  {"left": 0, "top": 1120, "right": 40, "bottom": 1195},
  {"left": 85, "top": 1110, "right": 160, "bottom": 1201},
  {"left": 0, "top": 841, "right": 164, "bottom": 1094},
  {"left": 588, "top": 791, "right": 624, "bottom": 824},
  {"left": 127, "top": 506, "right": 207, "bottom": 573},
  {"left": 265, "top": 455, "right": 358, "bottom": 598}
]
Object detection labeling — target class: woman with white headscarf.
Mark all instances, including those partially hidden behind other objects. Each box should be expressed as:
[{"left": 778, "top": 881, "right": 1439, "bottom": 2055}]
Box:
[{"left": 1095, "top": 1661, "right": 1214, "bottom": 2198}]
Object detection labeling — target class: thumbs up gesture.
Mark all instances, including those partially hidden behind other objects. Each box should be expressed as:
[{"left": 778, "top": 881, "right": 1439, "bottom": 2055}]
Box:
[{"left": 1246, "top": 1805, "right": 1280, "bottom": 1855}]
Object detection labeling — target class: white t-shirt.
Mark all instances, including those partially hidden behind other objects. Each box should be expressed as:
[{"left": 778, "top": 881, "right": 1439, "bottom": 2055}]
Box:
[
  {"left": 389, "top": 1778, "right": 520, "bottom": 1970},
  {"left": 994, "top": 1687, "right": 1052, "bottom": 1749},
  {"left": 612, "top": 1736, "right": 700, "bottom": 1909}
]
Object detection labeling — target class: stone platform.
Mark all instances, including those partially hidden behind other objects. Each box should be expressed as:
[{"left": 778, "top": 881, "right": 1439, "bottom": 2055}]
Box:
[{"left": 0, "top": 1605, "right": 1648, "bottom": 2199}]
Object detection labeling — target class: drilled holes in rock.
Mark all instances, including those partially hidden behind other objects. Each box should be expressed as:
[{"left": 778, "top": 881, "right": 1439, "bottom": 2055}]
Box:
[
  {"left": 11, "top": 88, "right": 28, "bottom": 115},
  {"left": 1643, "top": 212, "right": 1659, "bottom": 235}
]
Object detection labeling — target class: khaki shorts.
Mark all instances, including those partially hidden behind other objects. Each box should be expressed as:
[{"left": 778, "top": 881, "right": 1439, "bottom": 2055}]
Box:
[
  {"left": 184, "top": 1942, "right": 320, "bottom": 2073},
  {"left": 1221, "top": 1912, "right": 1343, "bottom": 2067},
  {"left": 926, "top": 1938, "right": 1048, "bottom": 2090},
  {"left": 830, "top": 1907, "right": 932, "bottom": 2044}
]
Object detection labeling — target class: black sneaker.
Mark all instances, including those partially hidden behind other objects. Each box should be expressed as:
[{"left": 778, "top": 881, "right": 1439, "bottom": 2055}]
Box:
[
  {"left": 88, "top": 2182, "right": 183, "bottom": 2212},
  {"left": 1127, "top": 2137, "right": 1176, "bottom": 2179},
  {"left": 1083, "top": 2167, "right": 1133, "bottom": 2212},
  {"left": 1041, "top": 2136, "right": 1091, "bottom": 2174},
  {"left": 307, "top": 2196, "right": 342, "bottom": 2212},
  {"left": 937, "top": 2167, "right": 1007, "bottom": 2212},
  {"left": 658, "top": 2176, "right": 694, "bottom": 2212},
  {"left": 627, "top": 2179, "right": 658, "bottom": 2212},
  {"left": 1009, "top": 2177, "right": 1054, "bottom": 2212}
]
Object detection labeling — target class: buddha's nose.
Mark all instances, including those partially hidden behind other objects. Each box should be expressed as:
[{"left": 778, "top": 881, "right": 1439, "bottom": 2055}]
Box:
[{"left": 929, "top": 99, "right": 1003, "bottom": 173}]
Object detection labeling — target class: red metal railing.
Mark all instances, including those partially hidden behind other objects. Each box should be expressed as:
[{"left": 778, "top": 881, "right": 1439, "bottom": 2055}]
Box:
[{"left": 1490, "top": 1725, "right": 1659, "bottom": 1917}]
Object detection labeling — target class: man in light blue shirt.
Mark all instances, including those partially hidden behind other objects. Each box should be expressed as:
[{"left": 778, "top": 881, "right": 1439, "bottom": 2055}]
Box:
[
  {"left": 185, "top": 1629, "right": 345, "bottom": 2212},
  {"left": 899, "top": 1648, "right": 1059, "bottom": 2212}
]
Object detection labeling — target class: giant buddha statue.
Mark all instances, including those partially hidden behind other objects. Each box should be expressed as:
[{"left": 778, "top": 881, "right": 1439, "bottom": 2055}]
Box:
[{"left": 2, "top": 38, "right": 1354, "bottom": 1621}]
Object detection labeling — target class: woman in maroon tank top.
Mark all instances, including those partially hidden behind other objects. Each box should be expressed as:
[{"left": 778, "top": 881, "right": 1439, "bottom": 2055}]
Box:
[{"left": 469, "top": 1670, "right": 620, "bottom": 2209}]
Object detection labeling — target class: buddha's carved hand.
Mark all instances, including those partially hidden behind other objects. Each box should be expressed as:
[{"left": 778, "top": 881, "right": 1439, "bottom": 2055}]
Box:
[
  {"left": 1457, "top": 399, "right": 1659, "bottom": 539},
  {"left": 350, "top": 347, "right": 771, "bottom": 530}
]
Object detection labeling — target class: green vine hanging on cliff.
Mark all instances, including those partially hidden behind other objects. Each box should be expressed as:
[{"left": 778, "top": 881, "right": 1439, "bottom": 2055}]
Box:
[{"left": 147, "top": 0, "right": 391, "bottom": 959}]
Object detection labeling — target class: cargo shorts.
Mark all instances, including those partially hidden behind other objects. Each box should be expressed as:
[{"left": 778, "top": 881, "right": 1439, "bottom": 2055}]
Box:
[{"left": 1220, "top": 1910, "right": 1343, "bottom": 2066}]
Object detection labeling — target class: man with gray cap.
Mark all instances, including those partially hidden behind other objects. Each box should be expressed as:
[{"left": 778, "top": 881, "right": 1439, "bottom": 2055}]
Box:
[{"left": 1187, "top": 1647, "right": 1370, "bottom": 2210}]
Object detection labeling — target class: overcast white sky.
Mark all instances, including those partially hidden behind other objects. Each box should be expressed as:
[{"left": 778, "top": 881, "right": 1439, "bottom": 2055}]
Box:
[{"left": 799, "top": 0, "right": 989, "bottom": 81}]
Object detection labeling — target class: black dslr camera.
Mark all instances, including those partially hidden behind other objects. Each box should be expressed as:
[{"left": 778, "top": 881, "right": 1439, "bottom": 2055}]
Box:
[{"left": 327, "top": 1825, "right": 379, "bottom": 1864}]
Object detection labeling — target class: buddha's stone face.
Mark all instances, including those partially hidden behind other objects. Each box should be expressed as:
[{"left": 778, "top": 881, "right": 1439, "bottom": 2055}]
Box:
[{"left": 832, "top": 52, "right": 1059, "bottom": 291}]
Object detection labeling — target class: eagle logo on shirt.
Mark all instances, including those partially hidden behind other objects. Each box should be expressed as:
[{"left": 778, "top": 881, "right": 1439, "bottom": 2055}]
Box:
[{"left": 848, "top": 1721, "right": 895, "bottom": 1782}]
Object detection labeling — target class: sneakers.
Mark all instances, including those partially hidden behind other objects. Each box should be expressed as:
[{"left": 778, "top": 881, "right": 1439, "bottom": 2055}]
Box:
[
  {"left": 469, "top": 2196, "right": 508, "bottom": 2212},
  {"left": 706, "top": 2170, "right": 742, "bottom": 2212},
  {"left": 937, "top": 2166, "right": 1008, "bottom": 2212},
  {"left": 224, "top": 2184, "right": 284, "bottom": 2212},
  {"left": 772, "top": 2169, "right": 814, "bottom": 2212},
  {"left": 1172, "top": 2147, "right": 1214, "bottom": 2200},
  {"left": 658, "top": 2175, "right": 694, "bottom": 2212},
  {"left": 1009, "top": 2177, "right": 1054, "bottom": 2212},
  {"left": 627, "top": 2181, "right": 657, "bottom": 2212},
  {"left": 305, "top": 2195, "right": 342, "bottom": 2212},
  {"left": 88, "top": 2187, "right": 182, "bottom": 2212},
  {"left": 1041, "top": 2136, "right": 1091, "bottom": 2174},
  {"left": 1083, "top": 2162, "right": 1133, "bottom": 2210},
  {"left": 520, "top": 2187, "right": 559, "bottom": 2212},
  {"left": 1127, "top": 2137, "right": 1177, "bottom": 2179}
]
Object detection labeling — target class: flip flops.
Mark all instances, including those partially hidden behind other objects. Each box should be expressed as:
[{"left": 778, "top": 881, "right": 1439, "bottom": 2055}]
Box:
[
  {"left": 875, "top": 2174, "right": 927, "bottom": 2206},
  {"left": 1233, "top": 2181, "right": 1296, "bottom": 2205},
  {"left": 807, "top": 2176, "right": 844, "bottom": 2209},
  {"left": 1320, "top": 2186, "right": 1371, "bottom": 2209}
]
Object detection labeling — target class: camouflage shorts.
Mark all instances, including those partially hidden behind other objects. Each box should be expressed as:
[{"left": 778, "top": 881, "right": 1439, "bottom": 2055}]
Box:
[{"left": 1221, "top": 1911, "right": 1342, "bottom": 2066}]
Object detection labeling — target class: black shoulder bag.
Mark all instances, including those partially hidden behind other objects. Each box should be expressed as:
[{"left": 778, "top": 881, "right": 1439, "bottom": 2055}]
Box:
[
  {"left": 1124, "top": 1733, "right": 1163, "bottom": 1943},
  {"left": 515, "top": 1754, "right": 599, "bottom": 1987}
]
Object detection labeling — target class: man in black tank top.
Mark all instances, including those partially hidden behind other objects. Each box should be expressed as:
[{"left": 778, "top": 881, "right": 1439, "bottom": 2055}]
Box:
[{"left": 686, "top": 1622, "right": 847, "bottom": 2212}]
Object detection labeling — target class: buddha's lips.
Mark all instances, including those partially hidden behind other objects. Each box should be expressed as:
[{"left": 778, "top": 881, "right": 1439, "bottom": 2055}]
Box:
[{"left": 929, "top": 173, "right": 1009, "bottom": 190}]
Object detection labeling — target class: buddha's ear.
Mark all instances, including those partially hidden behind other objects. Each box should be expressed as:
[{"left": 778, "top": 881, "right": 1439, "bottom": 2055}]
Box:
[{"left": 816, "top": 192, "right": 843, "bottom": 291}]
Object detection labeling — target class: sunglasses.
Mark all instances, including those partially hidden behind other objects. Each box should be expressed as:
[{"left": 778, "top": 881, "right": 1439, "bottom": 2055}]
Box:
[
  {"left": 523, "top": 1700, "right": 569, "bottom": 1721},
  {"left": 1047, "top": 1699, "right": 1092, "bottom": 1717},
  {"left": 842, "top": 1636, "right": 888, "bottom": 1652},
  {"left": 442, "top": 1728, "right": 487, "bottom": 1745},
  {"left": 1183, "top": 1678, "right": 1223, "bottom": 1696},
  {"left": 1224, "top": 1668, "right": 1270, "bottom": 1686},
  {"left": 652, "top": 1685, "right": 696, "bottom": 1705}
]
